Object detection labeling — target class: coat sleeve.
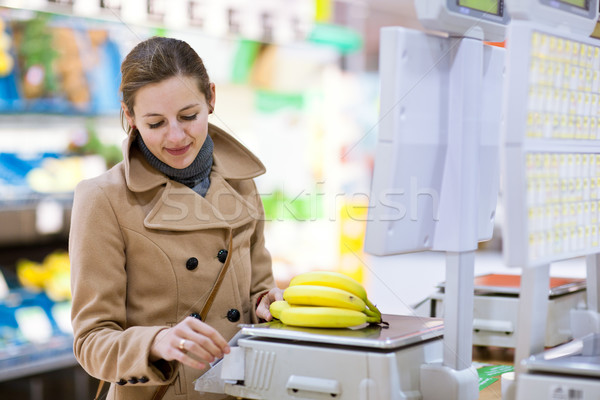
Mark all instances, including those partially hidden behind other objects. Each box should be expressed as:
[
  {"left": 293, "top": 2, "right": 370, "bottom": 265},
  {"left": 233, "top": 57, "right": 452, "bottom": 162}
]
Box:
[
  {"left": 69, "top": 179, "right": 177, "bottom": 385},
  {"left": 247, "top": 181, "right": 276, "bottom": 323}
]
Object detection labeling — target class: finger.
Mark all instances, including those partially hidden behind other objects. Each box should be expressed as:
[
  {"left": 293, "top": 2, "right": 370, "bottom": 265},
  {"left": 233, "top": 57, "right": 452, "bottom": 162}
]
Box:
[
  {"left": 272, "top": 288, "right": 284, "bottom": 301},
  {"left": 266, "top": 288, "right": 284, "bottom": 302},
  {"left": 184, "top": 336, "right": 227, "bottom": 363},
  {"left": 172, "top": 321, "right": 225, "bottom": 359},
  {"left": 256, "top": 301, "right": 272, "bottom": 321},
  {"left": 187, "top": 319, "right": 230, "bottom": 355},
  {"left": 176, "top": 347, "right": 210, "bottom": 370},
  {"left": 189, "top": 334, "right": 224, "bottom": 362},
  {"left": 175, "top": 334, "right": 221, "bottom": 366}
]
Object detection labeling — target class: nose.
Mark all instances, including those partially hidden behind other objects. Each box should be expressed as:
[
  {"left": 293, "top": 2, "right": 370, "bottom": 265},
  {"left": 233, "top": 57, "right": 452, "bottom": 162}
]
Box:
[{"left": 167, "top": 120, "right": 186, "bottom": 142}]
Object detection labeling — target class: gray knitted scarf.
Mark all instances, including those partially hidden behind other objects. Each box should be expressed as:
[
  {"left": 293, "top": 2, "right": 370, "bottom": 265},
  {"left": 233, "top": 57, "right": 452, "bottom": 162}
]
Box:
[{"left": 136, "top": 134, "right": 214, "bottom": 197}]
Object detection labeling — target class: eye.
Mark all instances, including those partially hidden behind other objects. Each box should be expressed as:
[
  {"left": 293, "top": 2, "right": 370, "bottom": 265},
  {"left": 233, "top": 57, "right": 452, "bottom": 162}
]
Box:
[
  {"left": 148, "top": 120, "right": 164, "bottom": 129},
  {"left": 181, "top": 114, "right": 198, "bottom": 121}
]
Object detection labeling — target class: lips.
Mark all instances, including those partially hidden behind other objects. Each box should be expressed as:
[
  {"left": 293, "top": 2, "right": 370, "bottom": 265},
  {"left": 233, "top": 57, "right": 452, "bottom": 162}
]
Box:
[{"left": 165, "top": 143, "right": 191, "bottom": 156}]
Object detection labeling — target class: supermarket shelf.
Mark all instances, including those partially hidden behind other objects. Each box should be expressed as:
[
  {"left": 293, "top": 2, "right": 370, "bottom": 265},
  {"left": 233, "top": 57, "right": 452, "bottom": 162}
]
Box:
[
  {"left": 0, "top": 348, "right": 76, "bottom": 383},
  {"left": 0, "top": 195, "right": 72, "bottom": 247},
  {"left": 0, "top": 336, "right": 76, "bottom": 382}
]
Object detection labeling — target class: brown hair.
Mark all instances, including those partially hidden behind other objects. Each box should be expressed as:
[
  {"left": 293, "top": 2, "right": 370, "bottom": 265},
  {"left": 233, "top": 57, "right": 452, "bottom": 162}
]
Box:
[{"left": 119, "top": 36, "right": 212, "bottom": 134}]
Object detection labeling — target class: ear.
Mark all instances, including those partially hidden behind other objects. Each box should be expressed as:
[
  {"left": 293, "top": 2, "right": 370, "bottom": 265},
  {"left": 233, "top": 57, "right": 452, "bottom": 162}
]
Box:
[
  {"left": 121, "top": 102, "right": 135, "bottom": 127},
  {"left": 209, "top": 83, "right": 216, "bottom": 113}
]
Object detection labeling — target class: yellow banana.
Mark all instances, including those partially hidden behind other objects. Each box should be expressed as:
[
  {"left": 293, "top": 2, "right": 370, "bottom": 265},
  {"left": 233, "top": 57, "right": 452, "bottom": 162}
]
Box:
[
  {"left": 269, "top": 300, "right": 290, "bottom": 320},
  {"left": 283, "top": 285, "right": 367, "bottom": 312},
  {"left": 289, "top": 271, "right": 382, "bottom": 318},
  {"left": 279, "top": 306, "right": 379, "bottom": 328}
]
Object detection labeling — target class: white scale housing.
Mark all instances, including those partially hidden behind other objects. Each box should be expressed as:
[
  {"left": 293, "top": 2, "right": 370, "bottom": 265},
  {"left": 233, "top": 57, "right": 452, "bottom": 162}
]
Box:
[
  {"left": 500, "top": 0, "right": 600, "bottom": 398},
  {"left": 431, "top": 274, "right": 587, "bottom": 348},
  {"left": 222, "top": 315, "right": 444, "bottom": 400}
]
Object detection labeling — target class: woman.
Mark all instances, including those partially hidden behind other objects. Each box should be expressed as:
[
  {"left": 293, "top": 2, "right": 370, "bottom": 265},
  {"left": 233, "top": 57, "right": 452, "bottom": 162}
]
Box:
[{"left": 69, "top": 36, "right": 283, "bottom": 400}]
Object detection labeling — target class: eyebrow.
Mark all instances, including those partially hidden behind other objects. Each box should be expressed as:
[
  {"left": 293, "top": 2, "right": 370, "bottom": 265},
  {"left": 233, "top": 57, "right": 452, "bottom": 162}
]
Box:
[{"left": 142, "top": 104, "right": 200, "bottom": 117}]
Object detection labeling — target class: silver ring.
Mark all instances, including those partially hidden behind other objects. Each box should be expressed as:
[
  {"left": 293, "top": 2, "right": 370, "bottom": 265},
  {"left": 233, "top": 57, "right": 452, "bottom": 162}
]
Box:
[{"left": 178, "top": 339, "right": 187, "bottom": 351}]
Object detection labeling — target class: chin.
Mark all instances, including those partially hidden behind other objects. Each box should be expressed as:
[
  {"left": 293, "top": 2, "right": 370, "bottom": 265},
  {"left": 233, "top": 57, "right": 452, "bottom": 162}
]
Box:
[{"left": 175, "top": 159, "right": 194, "bottom": 170}]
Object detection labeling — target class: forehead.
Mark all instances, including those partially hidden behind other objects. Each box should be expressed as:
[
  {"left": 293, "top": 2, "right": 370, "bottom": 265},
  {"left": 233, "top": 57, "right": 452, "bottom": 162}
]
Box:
[{"left": 133, "top": 76, "right": 205, "bottom": 114}]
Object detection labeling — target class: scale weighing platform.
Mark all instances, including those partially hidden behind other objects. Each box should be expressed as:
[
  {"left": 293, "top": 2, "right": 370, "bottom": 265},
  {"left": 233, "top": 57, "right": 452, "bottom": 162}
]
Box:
[
  {"left": 516, "top": 332, "right": 600, "bottom": 399},
  {"left": 432, "top": 274, "right": 587, "bottom": 348},
  {"left": 221, "top": 314, "right": 444, "bottom": 400}
]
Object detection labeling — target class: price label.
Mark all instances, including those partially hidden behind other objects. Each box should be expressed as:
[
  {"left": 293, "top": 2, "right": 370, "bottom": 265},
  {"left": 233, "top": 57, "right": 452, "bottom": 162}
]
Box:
[
  {"left": 36, "top": 199, "right": 64, "bottom": 235},
  {"left": 14, "top": 306, "right": 53, "bottom": 343}
]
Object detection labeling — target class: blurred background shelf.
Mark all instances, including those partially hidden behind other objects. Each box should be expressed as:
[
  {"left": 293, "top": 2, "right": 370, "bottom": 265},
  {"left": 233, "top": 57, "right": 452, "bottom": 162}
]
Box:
[
  {"left": 0, "top": 335, "right": 75, "bottom": 382},
  {"left": 0, "top": 197, "right": 72, "bottom": 247}
]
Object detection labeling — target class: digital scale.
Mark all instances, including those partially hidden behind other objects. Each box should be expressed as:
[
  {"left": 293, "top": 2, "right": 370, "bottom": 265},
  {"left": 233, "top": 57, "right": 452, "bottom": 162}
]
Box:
[
  {"left": 363, "top": 0, "right": 508, "bottom": 398},
  {"left": 517, "top": 333, "right": 600, "bottom": 399},
  {"left": 432, "top": 274, "right": 587, "bottom": 348},
  {"left": 220, "top": 315, "right": 444, "bottom": 400},
  {"left": 501, "top": 0, "right": 600, "bottom": 398}
]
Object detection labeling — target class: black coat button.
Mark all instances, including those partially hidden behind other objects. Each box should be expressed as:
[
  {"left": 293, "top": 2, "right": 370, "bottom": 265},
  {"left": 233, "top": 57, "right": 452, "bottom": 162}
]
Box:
[
  {"left": 186, "top": 257, "right": 198, "bottom": 270},
  {"left": 190, "top": 313, "right": 202, "bottom": 321},
  {"left": 128, "top": 377, "right": 138, "bottom": 384},
  {"left": 116, "top": 379, "right": 127, "bottom": 385},
  {"left": 217, "top": 249, "right": 228, "bottom": 263},
  {"left": 138, "top": 376, "right": 149, "bottom": 383},
  {"left": 227, "top": 308, "right": 240, "bottom": 322}
]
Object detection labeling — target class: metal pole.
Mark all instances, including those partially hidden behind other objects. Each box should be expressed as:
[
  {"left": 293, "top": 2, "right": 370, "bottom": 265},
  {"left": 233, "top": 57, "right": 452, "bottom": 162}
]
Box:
[{"left": 444, "top": 250, "right": 475, "bottom": 371}]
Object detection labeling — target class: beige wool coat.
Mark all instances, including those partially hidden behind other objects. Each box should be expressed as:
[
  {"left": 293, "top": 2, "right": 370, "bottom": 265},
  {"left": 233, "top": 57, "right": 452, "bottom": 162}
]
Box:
[{"left": 69, "top": 124, "right": 275, "bottom": 400}]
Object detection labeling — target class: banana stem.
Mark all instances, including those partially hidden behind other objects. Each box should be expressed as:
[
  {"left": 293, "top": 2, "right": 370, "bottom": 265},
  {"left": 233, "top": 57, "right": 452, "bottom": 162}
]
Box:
[
  {"left": 363, "top": 308, "right": 379, "bottom": 319},
  {"left": 365, "top": 298, "right": 382, "bottom": 318}
]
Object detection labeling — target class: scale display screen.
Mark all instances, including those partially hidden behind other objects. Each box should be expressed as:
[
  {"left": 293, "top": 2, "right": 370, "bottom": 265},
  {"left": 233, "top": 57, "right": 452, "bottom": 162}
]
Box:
[
  {"left": 415, "top": 0, "right": 509, "bottom": 41},
  {"left": 538, "top": 0, "right": 595, "bottom": 17},
  {"left": 458, "top": 0, "right": 501, "bottom": 15},
  {"left": 558, "top": 0, "right": 588, "bottom": 9}
]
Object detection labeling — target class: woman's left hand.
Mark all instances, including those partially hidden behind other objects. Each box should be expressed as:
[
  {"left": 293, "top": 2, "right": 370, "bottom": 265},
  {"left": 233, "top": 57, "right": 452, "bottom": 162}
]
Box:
[{"left": 256, "top": 287, "right": 284, "bottom": 321}]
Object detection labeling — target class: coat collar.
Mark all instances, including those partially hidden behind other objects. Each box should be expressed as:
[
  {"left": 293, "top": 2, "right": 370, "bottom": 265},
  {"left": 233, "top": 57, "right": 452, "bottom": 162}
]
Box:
[
  {"left": 123, "top": 123, "right": 266, "bottom": 193},
  {"left": 143, "top": 175, "right": 261, "bottom": 231},
  {"left": 122, "top": 124, "right": 266, "bottom": 231}
]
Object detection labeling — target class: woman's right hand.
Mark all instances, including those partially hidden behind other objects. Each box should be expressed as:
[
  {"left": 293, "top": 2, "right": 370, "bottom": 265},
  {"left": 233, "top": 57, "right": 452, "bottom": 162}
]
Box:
[{"left": 150, "top": 317, "right": 231, "bottom": 370}]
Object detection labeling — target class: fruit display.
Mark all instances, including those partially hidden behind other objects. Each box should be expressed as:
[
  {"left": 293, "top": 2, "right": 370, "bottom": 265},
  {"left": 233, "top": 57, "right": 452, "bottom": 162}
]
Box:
[
  {"left": 0, "top": 18, "right": 14, "bottom": 77},
  {"left": 16, "top": 251, "right": 71, "bottom": 302},
  {"left": 25, "top": 154, "right": 106, "bottom": 194},
  {"left": 271, "top": 270, "right": 384, "bottom": 328},
  {"left": 12, "top": 12, "right": 58, "bottom": 101},
  {"left": 5, "top": 11, "right": 122, "bottom": 114}
]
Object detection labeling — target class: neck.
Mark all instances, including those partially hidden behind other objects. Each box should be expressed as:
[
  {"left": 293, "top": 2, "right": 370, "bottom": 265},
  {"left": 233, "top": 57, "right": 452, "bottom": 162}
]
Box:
[{"left": 136, "top": 134, "right": 214, "bottom": 196}]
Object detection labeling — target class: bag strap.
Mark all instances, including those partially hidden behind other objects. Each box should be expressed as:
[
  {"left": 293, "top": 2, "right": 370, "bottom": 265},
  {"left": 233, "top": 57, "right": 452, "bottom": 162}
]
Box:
[
  {"left": 151, "top": 384, "right": 169, "bottom": 400},
  {"left": 94, "top": 380, "right": 105, "bottom": 400},
  {"left": 199, "top": 231, "right": 234, "bottom": 321},
  {"left": 151, "top": 230, "right": 234, "bottom": 400}
]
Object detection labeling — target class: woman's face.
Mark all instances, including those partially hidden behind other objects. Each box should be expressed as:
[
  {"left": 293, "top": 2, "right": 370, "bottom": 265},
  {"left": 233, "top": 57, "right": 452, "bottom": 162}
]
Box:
[{"left": 123, "top": 75, "right": 215, "bottom": 169}]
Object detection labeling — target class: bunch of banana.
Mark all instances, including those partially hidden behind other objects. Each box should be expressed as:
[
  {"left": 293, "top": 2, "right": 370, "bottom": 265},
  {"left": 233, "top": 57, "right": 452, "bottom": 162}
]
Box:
[
  {"left": 269, "top": 299, "right": 291, "bottom": 320},
  {"left": 270, "top": 271, "right": 383, "bottom": 329}
]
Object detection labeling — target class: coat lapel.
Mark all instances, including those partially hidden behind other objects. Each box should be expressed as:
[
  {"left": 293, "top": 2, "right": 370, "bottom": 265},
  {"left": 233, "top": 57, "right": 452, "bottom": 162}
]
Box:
[{"left": 143, "top": 175, "right": 259, "bottom": 231}]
